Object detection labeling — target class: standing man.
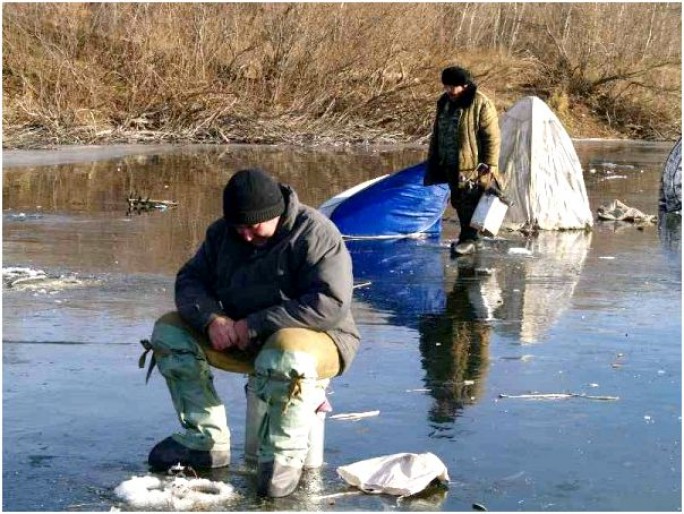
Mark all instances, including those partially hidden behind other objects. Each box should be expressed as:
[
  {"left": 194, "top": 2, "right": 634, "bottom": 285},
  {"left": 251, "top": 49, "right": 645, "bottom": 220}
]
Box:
[
  {"left": 142, "top": 168, "right": 360, "bottom": 498},
  {"left": 424, "top": 66, "right": 502, "bottom": 256}
]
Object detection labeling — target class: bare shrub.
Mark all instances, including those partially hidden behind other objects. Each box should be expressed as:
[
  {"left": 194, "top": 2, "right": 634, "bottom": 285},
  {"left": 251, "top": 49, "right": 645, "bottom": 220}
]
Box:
[{"left": 2, "top": 3, "right": 681, "bottom": 148}]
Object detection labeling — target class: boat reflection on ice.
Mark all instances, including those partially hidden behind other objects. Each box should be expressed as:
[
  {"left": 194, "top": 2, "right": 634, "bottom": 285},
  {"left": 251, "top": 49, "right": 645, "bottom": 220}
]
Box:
[{"left": 348, "top": 238, "right": 447, "bottom": 329}]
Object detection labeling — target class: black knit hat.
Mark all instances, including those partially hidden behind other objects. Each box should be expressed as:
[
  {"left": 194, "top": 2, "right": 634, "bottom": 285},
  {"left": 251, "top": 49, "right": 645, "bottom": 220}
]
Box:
[
  {"left": 223, "top": 168, "right": 285, "bottom": 225},
  {"left": 441, "top": 66, "right": 473, "bottom": 86}
]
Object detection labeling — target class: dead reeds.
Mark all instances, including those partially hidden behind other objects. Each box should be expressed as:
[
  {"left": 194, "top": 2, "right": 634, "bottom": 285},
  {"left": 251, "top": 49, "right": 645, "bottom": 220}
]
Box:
[{"left": 2, "top": 3, "right": 681, "bottom": 148}]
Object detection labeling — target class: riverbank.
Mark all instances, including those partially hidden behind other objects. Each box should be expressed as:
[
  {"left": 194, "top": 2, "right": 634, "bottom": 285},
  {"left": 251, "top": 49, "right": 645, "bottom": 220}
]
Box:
[
  {"left": 3, "top": 4, "right": 680, "bottom": 150},
  {"left": 3, "top": 109, "right": 640, "bottom": 150},
  {"left": 1, "top": 97, "right": 670, "bottom": 151}
]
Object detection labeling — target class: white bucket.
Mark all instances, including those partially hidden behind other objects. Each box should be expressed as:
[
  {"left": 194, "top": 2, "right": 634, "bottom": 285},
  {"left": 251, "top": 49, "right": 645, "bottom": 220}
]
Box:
[
  {"left": 304, "top": 409, "right": 327, "bottom": 469},
  {"left": 471, "top": 193, "right": 509, "bottom": 237}
]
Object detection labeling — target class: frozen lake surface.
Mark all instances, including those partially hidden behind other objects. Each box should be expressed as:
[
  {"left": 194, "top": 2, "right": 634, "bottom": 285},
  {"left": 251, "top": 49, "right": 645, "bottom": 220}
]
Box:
[{"left": 2, "top": 141, "right": 681, "bottom": 511}]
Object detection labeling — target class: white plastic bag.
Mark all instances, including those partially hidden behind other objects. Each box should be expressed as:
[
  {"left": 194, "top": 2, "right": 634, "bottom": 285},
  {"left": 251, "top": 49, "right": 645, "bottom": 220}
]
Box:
[{"left": 337, "top": 452, "right": 449, "bottom": 497}]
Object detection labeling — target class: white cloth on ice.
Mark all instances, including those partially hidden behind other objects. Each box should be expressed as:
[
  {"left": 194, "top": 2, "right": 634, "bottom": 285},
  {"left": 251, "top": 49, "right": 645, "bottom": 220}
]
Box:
[{"left": 337, "top": 452, "right": 449, "bottom": 497}]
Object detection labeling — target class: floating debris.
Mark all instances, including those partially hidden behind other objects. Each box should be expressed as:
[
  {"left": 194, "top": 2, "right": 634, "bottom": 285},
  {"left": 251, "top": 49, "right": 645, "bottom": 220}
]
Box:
[
  {"left": 500, "top": 355, "right": 533, "bottom": 362},
  {"left": 2, "top": 266, "right": 98, "bottom": 292},
  {"left": 507, "top": 247, "right": 533, "bottom": 256},
  {"left": 3, "top": 266, "right": 46, "bottom": 284},
  {"left": 5, "top": 212, "right": 44, "bottom": 221},
  {"left": 330, "top": 410, "right": 380, "bottom": 421},
  {"left": 473, "top": 502, "right": 488, "bottom": 511},
  {"left": 406, "top": 388, "right": 431, "bottom": 393},
  {"left": 474, "top": 267, "right": 495, "bottom": 276},
  {"left": 498, "top": 393, "right": 619, "bottom": 401},
  {"left": 314, "top": 490, "right": 366, "bottom": 502},
  {"left": 127, "top": 195, "right": 178, "bottom": 215},
  {"left": 597, "top": 199, "right": 657, "bottom": 223},
  {"left": 599, "top": 256, "right": 616, "bottom": 260}
]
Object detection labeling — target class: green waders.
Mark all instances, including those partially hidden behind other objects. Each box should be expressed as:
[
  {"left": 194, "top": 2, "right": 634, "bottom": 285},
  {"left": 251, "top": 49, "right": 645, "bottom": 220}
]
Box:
[{"left": 144, "top": 312, "right": 339, "bottom": 468}]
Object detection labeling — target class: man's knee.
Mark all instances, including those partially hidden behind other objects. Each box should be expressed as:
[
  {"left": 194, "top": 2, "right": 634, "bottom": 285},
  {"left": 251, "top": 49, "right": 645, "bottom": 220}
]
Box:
[
  {"left": 149, "top": 312, "right": 210, "bottom": 380},
  {"left": 257, "top": 328, "right": 339, "bottom": 379}
]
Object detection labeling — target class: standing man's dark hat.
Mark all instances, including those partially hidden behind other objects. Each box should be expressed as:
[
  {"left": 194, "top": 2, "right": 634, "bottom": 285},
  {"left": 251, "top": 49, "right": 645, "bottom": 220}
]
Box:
[{"left": 441, "top": 66, "right": 473, "bottom": 86}]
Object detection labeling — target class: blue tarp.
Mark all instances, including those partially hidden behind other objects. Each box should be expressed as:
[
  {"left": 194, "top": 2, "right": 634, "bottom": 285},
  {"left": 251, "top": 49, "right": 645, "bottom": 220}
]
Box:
[{"left": 327, "top": 161, "right": 450, "bottom": 238}]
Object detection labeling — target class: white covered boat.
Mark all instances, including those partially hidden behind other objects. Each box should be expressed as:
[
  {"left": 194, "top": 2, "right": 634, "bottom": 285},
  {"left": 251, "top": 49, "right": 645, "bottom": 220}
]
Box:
[{"left": 500, "top": 96, "right": 593, "bottom": 231}]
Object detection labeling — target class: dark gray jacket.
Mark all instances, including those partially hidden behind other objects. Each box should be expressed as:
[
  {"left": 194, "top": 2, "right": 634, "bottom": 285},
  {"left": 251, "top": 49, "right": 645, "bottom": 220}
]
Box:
[{"left": 175, "top": 185, "right": 360, "bottom": 373}]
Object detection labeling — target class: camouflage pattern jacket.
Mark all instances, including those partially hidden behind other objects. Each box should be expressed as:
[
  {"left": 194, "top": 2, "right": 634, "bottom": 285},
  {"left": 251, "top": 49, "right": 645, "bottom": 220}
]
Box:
[{"left": 424, "top": 86, "right": 502, "bottom": 189}]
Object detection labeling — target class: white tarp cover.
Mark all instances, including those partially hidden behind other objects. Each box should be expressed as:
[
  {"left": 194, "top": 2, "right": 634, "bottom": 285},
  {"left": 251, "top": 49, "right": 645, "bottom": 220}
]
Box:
[
  {"left": 500, "top": 96, "right": 593, "bottom": 230},
  {"left": 659, "top": 137, "right": 682, "bottom": 213},
  {"left": 337, "top": 452, "right": 449, "bottom": 497}
]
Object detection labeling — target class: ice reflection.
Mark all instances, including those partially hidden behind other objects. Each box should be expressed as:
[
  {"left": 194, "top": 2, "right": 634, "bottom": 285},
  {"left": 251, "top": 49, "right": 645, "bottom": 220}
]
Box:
[
  {"left": 658, "top": 212, "right": 682, "bottom": 279},
  {"left": 658, "top": 212, "right": 682, "bottom": 252},
  {"left": 493, "top": 231, "right": 593, "bottom": 344},
  {"left": 349, "top": 231, "right": 592, "bottom": 426},
  {"left": 3, "top": 145, "right": 425, "bottom": 275},
  {"left": 418, "top": 271, "right": 492, "bottom": 425},
  {"left": 347, "top": 238, "right": 447, "bottom": 329},
  {"left": 348, "top": 238, "right": 491, "bottom": 426}
]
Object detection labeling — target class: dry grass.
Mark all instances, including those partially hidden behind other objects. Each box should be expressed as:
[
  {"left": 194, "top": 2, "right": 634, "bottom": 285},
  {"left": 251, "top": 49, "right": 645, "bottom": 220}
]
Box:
[{"left": 2, "top": 3, "right": 681, "bottom": 149}]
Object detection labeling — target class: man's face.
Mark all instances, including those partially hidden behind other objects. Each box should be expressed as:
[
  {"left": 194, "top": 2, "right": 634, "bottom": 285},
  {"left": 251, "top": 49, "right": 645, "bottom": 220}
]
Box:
[
  {"left": 444, "top": 83, "right": 468, "bottom": 101},
  {"left": 234, "top": 216, "right": 280, "bottom": 246}
]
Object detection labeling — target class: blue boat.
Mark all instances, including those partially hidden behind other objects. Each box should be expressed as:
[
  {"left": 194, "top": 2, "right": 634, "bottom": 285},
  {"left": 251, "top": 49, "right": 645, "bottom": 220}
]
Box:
[{"left": 319, "top": 161, "right": 450, "bottom": 238}]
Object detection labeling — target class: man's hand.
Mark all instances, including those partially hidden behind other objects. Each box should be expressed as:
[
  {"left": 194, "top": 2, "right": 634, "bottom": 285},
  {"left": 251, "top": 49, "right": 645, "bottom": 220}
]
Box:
[
  {"left": 233, "top": 319, "right": 251, "bottom": 350},
  {"left": 208, "top": 316, "right": 238, "bottom": 351},
  {"left": 207, "top": 315, "right": 251, "bottom": 351}
]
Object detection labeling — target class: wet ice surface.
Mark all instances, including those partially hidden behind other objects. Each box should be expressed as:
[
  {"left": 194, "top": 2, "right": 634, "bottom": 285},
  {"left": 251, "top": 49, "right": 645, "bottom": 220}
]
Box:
[{"left": 3, "top": 141, "right": 681, "bottom": 511}]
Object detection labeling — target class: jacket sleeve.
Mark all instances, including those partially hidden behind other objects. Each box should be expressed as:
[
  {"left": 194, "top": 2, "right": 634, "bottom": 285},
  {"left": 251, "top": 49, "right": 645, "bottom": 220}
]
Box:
[
  {"left": 246, "top": 223, "right": 353, "bottom": 339},
  {"left": 174, "top": 224, "right": 224, "bottom": 333},
  {"left": 424, "top": 99, "right": 447, "bottom": 186},
  {"left": 477, "top": 98, "right": 502, "bottom": 184},
  {"left": 423, "top": 116, "right": 439, "bottom": 186}
]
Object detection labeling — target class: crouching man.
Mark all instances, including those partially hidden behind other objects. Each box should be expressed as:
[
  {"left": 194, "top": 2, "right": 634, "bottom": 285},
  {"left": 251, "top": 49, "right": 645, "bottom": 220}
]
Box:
[{"left": 143, "top": 168, "right": 360, "bottom": 497}]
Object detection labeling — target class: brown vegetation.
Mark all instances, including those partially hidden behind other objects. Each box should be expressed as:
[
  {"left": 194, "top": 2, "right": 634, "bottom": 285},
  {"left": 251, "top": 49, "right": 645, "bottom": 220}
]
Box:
[{"left": 2, "top": 3, "right": 681, "bottom": 149}]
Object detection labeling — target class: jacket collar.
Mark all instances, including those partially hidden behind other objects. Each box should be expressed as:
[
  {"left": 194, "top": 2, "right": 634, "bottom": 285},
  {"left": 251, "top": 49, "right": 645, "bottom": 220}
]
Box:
[{"left": 273, "top": 184, "right": 299, "bottom": 237}]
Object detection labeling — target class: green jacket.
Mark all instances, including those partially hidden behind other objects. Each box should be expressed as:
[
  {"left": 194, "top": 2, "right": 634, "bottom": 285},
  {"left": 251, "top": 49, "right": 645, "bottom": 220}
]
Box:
[
  {"left": 424, "top": 87, "right": 502, "bottom": 189},
  {"left": 175, "top": 185, "right": 360, "bottom": 374}
]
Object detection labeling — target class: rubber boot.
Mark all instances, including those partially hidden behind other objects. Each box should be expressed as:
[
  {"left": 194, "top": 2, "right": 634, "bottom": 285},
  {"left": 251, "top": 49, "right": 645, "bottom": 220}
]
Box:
[
  {"left": 451, "top": 240, "right": 476, "bottom": 257},
  {"left": 253, "top": 345, "right": 326, "bottom": 497},
  {"left": 245, "top": 376, "right": 330, "bottom": 469},
  {"left": 244, "top": 375, "right": 267, "bottom": 466},
  {"left": 145, "top": 315, "right": 231, "bottom": 470},
  {"left": 256, "top": 460, "right": 303, "bottom": 498}
]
